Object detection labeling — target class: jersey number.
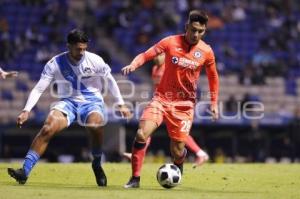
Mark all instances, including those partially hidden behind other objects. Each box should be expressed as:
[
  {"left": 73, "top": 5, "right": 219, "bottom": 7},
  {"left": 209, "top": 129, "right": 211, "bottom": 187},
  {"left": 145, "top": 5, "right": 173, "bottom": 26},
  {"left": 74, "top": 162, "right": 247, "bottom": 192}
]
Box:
[{"left": 180, "top": 120, "right": 191, "bottom": 132}]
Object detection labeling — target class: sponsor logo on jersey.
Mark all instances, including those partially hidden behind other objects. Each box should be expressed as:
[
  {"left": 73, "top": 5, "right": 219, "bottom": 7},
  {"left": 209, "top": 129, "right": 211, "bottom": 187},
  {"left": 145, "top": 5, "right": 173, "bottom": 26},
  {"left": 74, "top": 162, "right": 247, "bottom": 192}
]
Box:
[
  {"left": 172, "top": 56, "right": 179, "bottom": 64},
  {"left": 81, "top": 67, "right": 93, "bottom": 79},
  {"left": 171, "top": 56, "right": 200, "bottom": 69},
  {"left": 194, "top": 51, "right": 202, "bottom": 58},
  {"left": 84, "top": 67, "right": 92, "bottom": 74}
]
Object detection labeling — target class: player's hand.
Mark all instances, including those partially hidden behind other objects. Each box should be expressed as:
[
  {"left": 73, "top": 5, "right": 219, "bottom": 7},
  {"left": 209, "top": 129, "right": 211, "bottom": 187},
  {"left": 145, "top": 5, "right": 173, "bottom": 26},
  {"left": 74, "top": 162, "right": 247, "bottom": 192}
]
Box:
[
  {"left": 17, "top": 110, "right": 30, "bottom": 128},
  {"left": 1, "top": 71, "right": 18, "bottom": 79},
  {"left": 210, "top": 105, "right": 219, "bottom": 121},
  {"left": 118, "top": 104, "right": 133, "bottom": 120},
  {"left": 121, "top": 65, "right": 135, "bottom": 75}
]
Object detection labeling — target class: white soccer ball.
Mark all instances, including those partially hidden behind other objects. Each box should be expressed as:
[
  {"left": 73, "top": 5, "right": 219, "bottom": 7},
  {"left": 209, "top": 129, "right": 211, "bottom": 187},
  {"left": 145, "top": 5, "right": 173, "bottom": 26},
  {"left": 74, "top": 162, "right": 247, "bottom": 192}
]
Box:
[{"left": 156, "top": 163, "right": 182, "bottom": 189}]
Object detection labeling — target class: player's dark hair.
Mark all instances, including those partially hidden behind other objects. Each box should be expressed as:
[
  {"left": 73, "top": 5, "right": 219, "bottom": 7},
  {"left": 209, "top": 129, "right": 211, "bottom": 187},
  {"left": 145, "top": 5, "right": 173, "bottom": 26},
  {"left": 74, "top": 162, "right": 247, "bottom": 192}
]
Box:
[
  {"left": 187, "top": 10, "right": 208, "bottom": 26},
  {"left": 67, "top": 29, "right": 89, "bottom": 44}
]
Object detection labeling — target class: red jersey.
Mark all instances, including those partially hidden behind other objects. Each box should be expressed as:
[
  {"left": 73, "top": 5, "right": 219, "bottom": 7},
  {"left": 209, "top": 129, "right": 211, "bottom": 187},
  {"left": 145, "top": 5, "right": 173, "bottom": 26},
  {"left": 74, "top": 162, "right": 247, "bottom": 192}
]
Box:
[
  {"left": 131, "top": 34, "right": 219, "bottom": 106},
  {"left": 152, "top": 63, "right": 165, "bottom": 88}
]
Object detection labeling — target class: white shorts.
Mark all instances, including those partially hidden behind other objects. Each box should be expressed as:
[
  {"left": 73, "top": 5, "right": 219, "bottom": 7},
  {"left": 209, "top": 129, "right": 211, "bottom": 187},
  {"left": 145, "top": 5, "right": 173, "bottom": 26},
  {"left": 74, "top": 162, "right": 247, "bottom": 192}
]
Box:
[{"left": 51, "top": 98, "right": 107, "bottom": 126}]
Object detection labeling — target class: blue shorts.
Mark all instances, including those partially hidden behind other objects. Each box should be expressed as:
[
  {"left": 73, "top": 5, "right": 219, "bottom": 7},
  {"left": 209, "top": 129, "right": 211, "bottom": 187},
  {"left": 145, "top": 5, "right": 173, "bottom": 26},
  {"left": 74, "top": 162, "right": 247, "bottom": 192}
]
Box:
[{"left": 51, "top": 98, "right": 107, "bottom": 126}]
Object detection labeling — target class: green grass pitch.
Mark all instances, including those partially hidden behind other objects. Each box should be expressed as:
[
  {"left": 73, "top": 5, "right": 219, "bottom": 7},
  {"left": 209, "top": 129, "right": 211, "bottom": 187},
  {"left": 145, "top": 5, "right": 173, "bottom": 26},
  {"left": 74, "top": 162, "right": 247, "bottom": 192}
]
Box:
[{"left": 0, "top": 163, "right": 299, "bottom": 199}]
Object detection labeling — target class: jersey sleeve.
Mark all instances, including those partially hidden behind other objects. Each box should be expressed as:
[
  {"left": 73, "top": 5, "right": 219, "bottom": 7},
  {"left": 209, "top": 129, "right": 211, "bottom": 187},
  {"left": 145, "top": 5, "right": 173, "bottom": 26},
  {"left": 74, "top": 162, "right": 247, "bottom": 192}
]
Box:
[
  {"left": 41, "top": 59, "right": 56, "bottom": 82},
  {"left": 92, "top": 54, "right": 124, "bottom": 104},
  {"left": 94, "top": 55, "right": 111, "bottom": 77},
  {"left": 153, "top": 36, "right": 170, "bottom": 54},
  {"left": 205, "top": 48, "right": 219, "bottom": 107},
  {"left": 23, "top": 78, "right": 51, "bottom": 112},
  {"left": 106, "top": 73, "right": 125, "bottom": 105},
  {"left": 130, "top": 36, "right": 171, "bottom": 69}
]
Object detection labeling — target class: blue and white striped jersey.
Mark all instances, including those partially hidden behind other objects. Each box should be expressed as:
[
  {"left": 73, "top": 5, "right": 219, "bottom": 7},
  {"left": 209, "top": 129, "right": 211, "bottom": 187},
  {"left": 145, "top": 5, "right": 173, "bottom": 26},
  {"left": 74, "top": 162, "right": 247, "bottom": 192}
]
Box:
[
  {"left": 23, "top": 51, "right": 124, "bottom": 112},
  {"left": 41, "top": 51, "right": 111, "bottom": 102}
]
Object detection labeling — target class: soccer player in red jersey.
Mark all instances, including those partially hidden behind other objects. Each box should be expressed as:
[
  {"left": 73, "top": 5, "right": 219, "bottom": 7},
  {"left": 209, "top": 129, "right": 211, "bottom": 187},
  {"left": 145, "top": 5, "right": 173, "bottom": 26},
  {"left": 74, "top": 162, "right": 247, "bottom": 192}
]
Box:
[
  {"left": 123, "top": 53, "right": 209, "bottom": 167},
  {"left": 122, "top": 10, "right": 219, "bottom": 188},
  {"left": 0, "top": 67, "right": 18, "bottom": 79}
]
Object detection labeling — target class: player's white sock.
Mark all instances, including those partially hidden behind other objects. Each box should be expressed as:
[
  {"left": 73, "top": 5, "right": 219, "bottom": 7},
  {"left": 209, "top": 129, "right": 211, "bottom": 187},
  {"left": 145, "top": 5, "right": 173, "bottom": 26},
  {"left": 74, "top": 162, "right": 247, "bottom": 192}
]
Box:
[{"left": 196, "top": 150, "right": 209, "bottom": 159}]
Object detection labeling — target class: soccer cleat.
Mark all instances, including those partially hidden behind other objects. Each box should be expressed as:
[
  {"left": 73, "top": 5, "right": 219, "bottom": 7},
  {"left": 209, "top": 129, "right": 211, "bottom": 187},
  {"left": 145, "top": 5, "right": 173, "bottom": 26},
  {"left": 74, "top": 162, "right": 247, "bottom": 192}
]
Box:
[
  {"left": 7, "top": 168, "right": 27, "bottom": 184},
  {"left": 124, "top": 176, "right": 140, "bottom": 188},
  {"left": 92, "top": 165, "right": 107, "bottom": 187},
  {"left": 122, "top": 152, "right": 132, "bottom": 161},
  {"left": 193, "top": 150, "right": 209, "bottom": 168}
]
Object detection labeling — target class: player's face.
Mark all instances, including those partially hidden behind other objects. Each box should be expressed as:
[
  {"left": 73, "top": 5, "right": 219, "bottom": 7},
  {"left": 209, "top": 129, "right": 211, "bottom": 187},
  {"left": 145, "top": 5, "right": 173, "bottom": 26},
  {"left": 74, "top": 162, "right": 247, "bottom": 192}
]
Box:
[
  {"left": 185, "top": 22, "right": 206, "bottom": 45},
  {"left": 68, "top": 42, "right": 88, "bottom": 61}
]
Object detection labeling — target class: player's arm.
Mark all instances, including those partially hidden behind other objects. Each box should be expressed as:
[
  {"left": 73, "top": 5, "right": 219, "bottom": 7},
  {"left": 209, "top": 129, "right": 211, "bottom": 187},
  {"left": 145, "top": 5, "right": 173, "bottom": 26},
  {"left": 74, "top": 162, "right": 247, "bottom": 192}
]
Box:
[
  {"left": 17, "top": 63, "right": 54, "bottom": 127},
  {"left": 205, "top": 49, "right": 219, "bottom": 121},
  {"left": 106, "top": 73, "right": 132, "bottom": 119},
  {"left": 0, "top": 67, "right": 18, "bottom": 79},
  {"left": 121, "top": 46, "right": 160, "bottom": 75},
  {"left": 17, "top": 78, "right": 51, "bottom": 127},
  {"left": 122, "top": 37, "right": 170, "bottom": 75},
  {"left": 95, "top": 55, "right": 132, "bottom": 119},
  {"left": 153, "top": 53, "right": 165, "bottom": 66}
]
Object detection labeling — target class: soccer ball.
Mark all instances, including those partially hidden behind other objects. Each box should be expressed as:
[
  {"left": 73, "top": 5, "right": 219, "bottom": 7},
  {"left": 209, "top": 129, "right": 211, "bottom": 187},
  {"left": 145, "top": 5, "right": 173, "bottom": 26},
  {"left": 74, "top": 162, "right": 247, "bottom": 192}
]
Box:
[{"left": 156, "top": 163, "right": 182, "bottom": 189}]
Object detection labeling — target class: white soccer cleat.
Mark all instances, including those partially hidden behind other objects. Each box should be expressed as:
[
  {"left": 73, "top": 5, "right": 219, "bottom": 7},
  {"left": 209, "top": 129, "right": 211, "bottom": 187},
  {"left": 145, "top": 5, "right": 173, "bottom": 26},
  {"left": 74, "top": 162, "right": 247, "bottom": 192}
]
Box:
[
  {"left": 122, "top": 152, "right": 132, "bottom": 161},
  {"left": 193, "top": 150, "right": 209, "bottom": 168}
]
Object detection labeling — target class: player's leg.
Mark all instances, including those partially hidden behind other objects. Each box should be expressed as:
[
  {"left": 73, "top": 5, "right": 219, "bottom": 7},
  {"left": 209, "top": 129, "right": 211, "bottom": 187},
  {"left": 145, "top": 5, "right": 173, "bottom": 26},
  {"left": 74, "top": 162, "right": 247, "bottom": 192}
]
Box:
[
  {"left": 8, "top": 110, "right": 68, "bottom": 184},
  {"left": 124, "top": 100, "right": 163, "bottom": 188},
  {"left": 85, "top": 112, "right": 107, "bottom": 186},
  {"left": 185, "top": 135, "right": 201, "bottom": 154},
  {"left": 124, "top": 120, "right": 158, "bottom": 188},
  {"left": 185, "top": 135, "right": 209, "bottom": 167},
  {"left": 80, "top": 101, "right": 107, "bottom": 187},
  {"left": 170, "top": 140, "right": 187, "bottom": 174},
  {"left": 132, "top": 121, "right": 157, "bottom": 175},
  {"left": 30, "top": 110, "right": 68, "bottom": 155},
  {"left": 165, "top": 105, "right": 194, "bottom": 175},
  {"left": 122, "top": 137, "right": 152, "bottom": 161}
]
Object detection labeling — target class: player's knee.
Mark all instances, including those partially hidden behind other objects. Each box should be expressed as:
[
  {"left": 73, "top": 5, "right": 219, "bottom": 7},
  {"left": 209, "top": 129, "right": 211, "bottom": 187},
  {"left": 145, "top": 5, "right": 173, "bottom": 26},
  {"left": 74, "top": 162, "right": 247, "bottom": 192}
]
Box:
[
  {"left": 135, "top": 128, "right": 148, "bottom": 143},
  {"left": 39, "top": 124, "right": 55, "bottom": 140}
]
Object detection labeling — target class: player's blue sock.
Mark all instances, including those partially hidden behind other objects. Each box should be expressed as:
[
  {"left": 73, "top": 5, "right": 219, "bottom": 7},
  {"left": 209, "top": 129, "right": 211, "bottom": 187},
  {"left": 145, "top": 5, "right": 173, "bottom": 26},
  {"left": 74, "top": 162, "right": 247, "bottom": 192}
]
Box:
[
  {"left": 23, "top": 150, "right": 40, "bottom": 177},
  {"left": 92, "top": 148, "right": 102, "bottom": 168}
]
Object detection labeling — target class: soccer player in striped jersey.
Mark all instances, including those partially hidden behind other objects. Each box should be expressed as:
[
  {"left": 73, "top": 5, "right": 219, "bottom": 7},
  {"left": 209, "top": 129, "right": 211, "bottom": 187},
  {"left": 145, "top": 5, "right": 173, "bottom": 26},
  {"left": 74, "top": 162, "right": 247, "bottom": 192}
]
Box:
[
  {"left": 7, "top": 29, "right": 131, "bottom": 186},
  {"left": 122, "top": 10, "right": 219, "bottom": 188}
]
